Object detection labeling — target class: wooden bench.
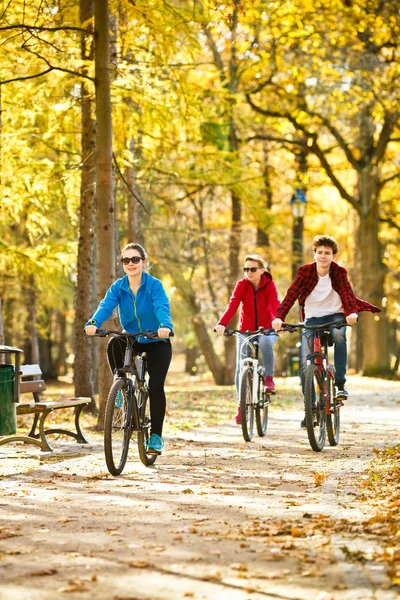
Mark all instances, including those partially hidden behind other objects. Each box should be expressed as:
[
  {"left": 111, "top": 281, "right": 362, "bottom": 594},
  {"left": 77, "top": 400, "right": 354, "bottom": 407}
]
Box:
[{"left": 0, "top": 361, "right": 90, "bottom": 453}]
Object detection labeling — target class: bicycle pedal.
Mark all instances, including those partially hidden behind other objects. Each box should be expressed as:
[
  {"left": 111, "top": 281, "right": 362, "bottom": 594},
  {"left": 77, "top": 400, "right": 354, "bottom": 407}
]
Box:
[
  {"left": 264, "top": 389, "right": 276, "bottom": 395},
  {"left": 336, "top": 400, "right": 344, "bottom": 408}
]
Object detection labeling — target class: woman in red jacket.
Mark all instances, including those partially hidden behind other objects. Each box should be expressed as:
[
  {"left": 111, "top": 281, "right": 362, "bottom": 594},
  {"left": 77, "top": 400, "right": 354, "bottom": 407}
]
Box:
[{"left": 215, "top": 254, "right": 280, "bottom": 423}]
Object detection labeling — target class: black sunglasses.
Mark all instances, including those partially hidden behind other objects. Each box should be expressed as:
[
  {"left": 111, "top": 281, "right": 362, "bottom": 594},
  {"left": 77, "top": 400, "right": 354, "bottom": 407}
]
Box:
[
  {"left": 243, "top": 267, "right": 260, "bottom": 273},
  {"left": 121, "top": 256, "right": 143, "bottom": 265}
]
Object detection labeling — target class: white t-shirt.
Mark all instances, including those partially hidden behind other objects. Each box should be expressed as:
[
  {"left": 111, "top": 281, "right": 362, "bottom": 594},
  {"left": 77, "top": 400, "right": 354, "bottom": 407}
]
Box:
[{"left": 304, "top": 274, "right": 343, "bottom": 318}]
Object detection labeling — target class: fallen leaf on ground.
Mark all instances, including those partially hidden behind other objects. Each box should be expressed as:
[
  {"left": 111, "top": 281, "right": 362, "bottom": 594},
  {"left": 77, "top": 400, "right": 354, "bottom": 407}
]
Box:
[
  {"left": 58, "top": 580, "right": 90, "bottom": 593},
  {"left": 230, "top": 562, "right": 248, "bottom": 571},
  {"left": 129, "top": 560, "right": 150, "bottom": 568},
  {"left": 313, "top": 472, "right": 326, "bottom": 486},
  {"left": 201, "top": 570, "right": 222, "bottom": 582},
  {"left": 30, "top": 568, "right": 58, "bottom": 576}
]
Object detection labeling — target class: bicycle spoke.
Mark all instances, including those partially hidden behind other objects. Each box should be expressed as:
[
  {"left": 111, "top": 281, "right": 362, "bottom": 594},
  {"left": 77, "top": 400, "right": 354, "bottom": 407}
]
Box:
[{"left": 104, "top": 380, "right": 132, "bottom": 475}]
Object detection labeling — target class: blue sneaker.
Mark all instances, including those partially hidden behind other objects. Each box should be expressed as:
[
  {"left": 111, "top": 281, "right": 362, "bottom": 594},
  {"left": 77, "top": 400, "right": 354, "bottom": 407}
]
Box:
[
  {"left": 115, "top": 390, "right": 124, "bottom": 408},
  {"left": 147, "top": 434, "right": 164, "bottom": 454}
]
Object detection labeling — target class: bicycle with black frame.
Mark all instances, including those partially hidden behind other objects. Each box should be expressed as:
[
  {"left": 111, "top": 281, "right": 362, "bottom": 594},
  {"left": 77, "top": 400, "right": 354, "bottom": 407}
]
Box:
[
  {"left": 87, "top": 329, "right": 173, "bottom": 475},
  {"left": 281, "top": 320, "right": 347, "bottom": 452},
  {"left": 221, "top": 327, "right": 277, "bottom": 442}
]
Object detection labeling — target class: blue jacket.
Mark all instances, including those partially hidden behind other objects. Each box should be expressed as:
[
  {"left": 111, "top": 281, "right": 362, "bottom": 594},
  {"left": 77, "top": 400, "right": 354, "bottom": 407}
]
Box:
[{"left": 85, "top": 272, "right": 173, "bottom": 344}]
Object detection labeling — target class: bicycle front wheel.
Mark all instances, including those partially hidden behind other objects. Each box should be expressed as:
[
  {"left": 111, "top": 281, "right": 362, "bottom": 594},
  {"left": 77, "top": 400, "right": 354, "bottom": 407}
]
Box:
[
  {"left": 304, "top": 364, "right": 326, "bottom": 452},
  {"left": 327, "top": 371, "right": 340, "bottom": 446},
  {"left": 255, "top": 376, "right": 268, "bottom": 437},
  {"left": 135, "top": 390, "right": 158, "bottom": 467},
  {"left": 104, "top": 378, "right": 132, "bottom": 476},
  {"left": 239, "top": 366, "right": 254, "bottom": 442}
]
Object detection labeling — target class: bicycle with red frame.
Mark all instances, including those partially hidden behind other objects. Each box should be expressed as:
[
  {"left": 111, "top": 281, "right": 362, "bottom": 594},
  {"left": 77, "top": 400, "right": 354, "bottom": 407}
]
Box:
[{"left": 282, "top": 320, "right": 347, "bottom": 452}]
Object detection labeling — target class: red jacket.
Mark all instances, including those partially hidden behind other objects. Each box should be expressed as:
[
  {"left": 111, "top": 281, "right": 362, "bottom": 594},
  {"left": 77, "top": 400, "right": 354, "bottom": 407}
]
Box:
[
  {"left": 275, "top": 261, "right": 381, "bottom": 321},
  {"left": 218, "top": 273, "right": 280, "bottom": 331}
]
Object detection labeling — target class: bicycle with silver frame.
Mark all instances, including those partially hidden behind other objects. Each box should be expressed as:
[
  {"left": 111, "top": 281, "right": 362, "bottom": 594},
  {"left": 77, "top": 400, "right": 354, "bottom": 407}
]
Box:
[{"left": 222, "top": 327, "right": 278, "bottom": 442}]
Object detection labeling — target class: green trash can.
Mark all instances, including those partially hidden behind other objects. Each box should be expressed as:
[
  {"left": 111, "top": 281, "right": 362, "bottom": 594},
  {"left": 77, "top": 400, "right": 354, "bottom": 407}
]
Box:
[
  {"left": 0, "top": 364, "right": 16, "bottom": 435},
  {"left": 287, "top": 349, "right": 300, "bottom": 376}
]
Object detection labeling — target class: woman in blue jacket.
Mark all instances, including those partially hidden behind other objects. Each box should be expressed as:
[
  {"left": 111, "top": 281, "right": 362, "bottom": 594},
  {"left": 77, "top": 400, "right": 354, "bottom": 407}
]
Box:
[{"left": 85, "top": 243, "right": 173, "bottom": 454}]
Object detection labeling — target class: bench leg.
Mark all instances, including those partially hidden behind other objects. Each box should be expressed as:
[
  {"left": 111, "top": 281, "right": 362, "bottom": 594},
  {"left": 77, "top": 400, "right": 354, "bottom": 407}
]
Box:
[
  {"left": 0, "top": 409, "right": 53, "bottom": 452},
  {"left": 43, "top": 404, "right": 89, "bottom": 445},
  {"left": 37, "top": 410, "right": 54, "bottom": 452},
  {"left": 27, "top": 412, "right": 40, "bottom": 438},
  {"left": 0, "top": 434, "right": 50, "bottom": 452}
]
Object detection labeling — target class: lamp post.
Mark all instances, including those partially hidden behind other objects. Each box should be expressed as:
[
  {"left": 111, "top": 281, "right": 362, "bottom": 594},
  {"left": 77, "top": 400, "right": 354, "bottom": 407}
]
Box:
[{"left": 290, "top": 188, "right": 307, "bottom": 279}]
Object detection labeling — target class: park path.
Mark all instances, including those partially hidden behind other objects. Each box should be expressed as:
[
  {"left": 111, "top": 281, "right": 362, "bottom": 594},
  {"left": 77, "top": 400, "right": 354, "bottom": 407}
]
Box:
[{"left": 1, "top": 375, "right": 400, "bottom": 600}]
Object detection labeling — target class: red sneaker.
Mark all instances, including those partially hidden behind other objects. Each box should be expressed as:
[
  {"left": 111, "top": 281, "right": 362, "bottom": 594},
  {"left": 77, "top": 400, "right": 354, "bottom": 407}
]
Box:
[
  {"left": 235, "top": 405, "right": 241, "bottom": 424},
  {"left": 264, "top": 376, "right": 275, "bottom": 392}
]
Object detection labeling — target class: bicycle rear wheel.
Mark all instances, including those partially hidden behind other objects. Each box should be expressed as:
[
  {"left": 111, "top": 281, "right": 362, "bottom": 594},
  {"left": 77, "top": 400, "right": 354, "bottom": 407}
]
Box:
[
  {"left": 104, "top": 378, "right": 132, "bottom": 475},
  {"left": 134, "top": 390, "right": 157, "bottom": 467},
  {"left": 327, "top": 371, "right": 340, "bottom": 446},
  {"left": 255, "top": 376, "right": 268, "bottom": 437},
  {"left": 304, "top": 364, "right": 326, "bottom": 452},
  {"left": 239, "top": 366, "right": 254, "bottom": 442}
]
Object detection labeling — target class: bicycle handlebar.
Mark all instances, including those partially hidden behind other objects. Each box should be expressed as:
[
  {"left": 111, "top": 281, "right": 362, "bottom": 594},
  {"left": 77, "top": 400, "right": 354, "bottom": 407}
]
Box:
[
  {"left": 279, "top": 320, "right": 348, "bottom": 333},
  {"left": 214, "top": 327, "right": 277, "bottom": 337},
  {"left": 86, "top": 329, "right": 174, "bottom": 340}
]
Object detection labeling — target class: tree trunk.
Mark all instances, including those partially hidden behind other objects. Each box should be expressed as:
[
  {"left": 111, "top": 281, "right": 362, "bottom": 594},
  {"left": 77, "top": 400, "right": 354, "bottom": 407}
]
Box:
[
  {"left": 0, "top": 298, "right": 4, "bottom": 346},
  {"left": 25, "top": 280, "right": 40, "bottom": 366},
  {"left": 94, "top": 0, "right": 116, "bottom": 428},
  {"left": 356, "top": 190, "right": 389, "bottom": 375},
  {"left": 74, "top": 0, "right": 97, "bottom": 411},
  {"left": 125, "top": 133, "right": 145, "bottom": 245},
  {"left": 257, "top": 142, "right": 272, "bottom": 251}
]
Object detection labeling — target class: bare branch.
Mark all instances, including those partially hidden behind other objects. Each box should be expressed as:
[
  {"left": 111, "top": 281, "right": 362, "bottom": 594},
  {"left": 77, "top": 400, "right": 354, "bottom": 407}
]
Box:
[
  {"left": 380, "top": 217, "right": 400, "bottom": 232},
  {"left": 246, "top": 93, "right": 359, "bottom": 210},
  {"left": 0, "top": 24, "right": 93, "bottom": 35},
  {"left": 375, "top": 112, "right": 399, "bottom": 165},
  {"left": 202, "top": 26, "right": 227, "bottom": 83},
  {"left": 298, "top": 106, "right": 359, "bottom": 169},
  {"left": 112, "top": 154, "right": 150, "bottom": 215},
  {"left": 0, "top": 68, "right": 52, "bottom": 85}
]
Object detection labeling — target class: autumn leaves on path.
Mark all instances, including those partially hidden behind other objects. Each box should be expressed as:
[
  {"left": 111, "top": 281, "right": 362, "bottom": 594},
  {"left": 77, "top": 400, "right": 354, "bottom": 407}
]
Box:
[{"left": 0, "top": 376, "right": 399, "bottom": 599}]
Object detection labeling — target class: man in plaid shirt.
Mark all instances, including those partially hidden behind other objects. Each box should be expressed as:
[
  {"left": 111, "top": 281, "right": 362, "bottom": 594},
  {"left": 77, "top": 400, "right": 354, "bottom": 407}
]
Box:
[{"left": 272, "top": 235, "right": 380, "bottom": 428}]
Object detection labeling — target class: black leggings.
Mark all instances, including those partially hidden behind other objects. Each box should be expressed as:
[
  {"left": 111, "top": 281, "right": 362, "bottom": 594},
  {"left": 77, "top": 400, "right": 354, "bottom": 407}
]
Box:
[{"left": 106, "top": 337, "right": 172, "bottom": 437}]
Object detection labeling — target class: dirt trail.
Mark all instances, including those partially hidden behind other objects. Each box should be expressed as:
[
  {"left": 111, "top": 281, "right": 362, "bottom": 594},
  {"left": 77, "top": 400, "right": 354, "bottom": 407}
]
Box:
[{"left": 1, "top": 375, "right": 400, "bottom": 600}]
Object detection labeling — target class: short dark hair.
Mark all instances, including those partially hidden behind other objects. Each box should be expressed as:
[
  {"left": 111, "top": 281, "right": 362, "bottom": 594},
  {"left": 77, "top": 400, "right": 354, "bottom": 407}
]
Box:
[{"left": 312, "top": 235, "right": 339, "bottom": 255}]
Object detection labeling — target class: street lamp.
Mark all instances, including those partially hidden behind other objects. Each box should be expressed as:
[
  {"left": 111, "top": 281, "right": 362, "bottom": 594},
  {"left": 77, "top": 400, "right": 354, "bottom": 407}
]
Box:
[{"left": 290, "top": 188, "right": 307, "bottom": 279}]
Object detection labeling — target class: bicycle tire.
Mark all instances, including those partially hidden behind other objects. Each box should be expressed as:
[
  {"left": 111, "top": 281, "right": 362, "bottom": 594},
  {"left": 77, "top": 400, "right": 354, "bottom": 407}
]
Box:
[
  {"left": 304, "top": 364, "right": 326, "bottom": 452},
  {"left": 255, "top": 376, "right": 268, "bottom": 437},
  {"left": 135, "top": 390, "right": 157, "bottom": 466},
  {"left": 327, "top": 369, "right": 340, "bottom": 446},
  {"left": 239, "top": 366, "right": 254, "bottom": 442},
  {"left": 104, "top": 378, "right": 132, "bottom": 475}
]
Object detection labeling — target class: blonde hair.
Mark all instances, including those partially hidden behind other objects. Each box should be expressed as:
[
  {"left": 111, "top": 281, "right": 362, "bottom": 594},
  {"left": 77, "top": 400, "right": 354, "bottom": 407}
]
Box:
[{"left": 244, "top": 254, "right": 268, "bottom": 270}]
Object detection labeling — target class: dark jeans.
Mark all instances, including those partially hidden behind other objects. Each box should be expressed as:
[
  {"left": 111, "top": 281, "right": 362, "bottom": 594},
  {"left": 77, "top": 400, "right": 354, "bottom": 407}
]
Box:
[
  {"left": 300, "top": 312, "right": 347, "bottom": 394},
  {"left": 107, "top": 337, "right": 172, "bottom": 437}
]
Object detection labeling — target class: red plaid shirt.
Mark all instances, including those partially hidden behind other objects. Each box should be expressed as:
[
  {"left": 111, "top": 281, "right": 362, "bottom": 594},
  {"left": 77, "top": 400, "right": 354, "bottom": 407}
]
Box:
[{"left": 275, "top": 261, "right": 380, "bottom": 321}]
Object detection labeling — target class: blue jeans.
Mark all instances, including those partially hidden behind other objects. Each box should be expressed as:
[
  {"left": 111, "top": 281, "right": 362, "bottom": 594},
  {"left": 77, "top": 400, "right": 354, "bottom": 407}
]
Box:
[
  {"left": 300, "top": 312, "right": 347, "bottom": 394},
  {"left": 235, "top": 333, "right": 277, "bottom": 395}
]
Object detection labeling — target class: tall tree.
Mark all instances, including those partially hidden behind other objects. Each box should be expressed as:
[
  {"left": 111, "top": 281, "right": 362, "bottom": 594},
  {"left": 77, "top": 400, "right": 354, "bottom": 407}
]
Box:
[
  {"left": 246, "top": 0, "right": 400, "bottom": 374},
  {"left": 94, "top": 0, "right": 116, "bottom": 427},
  {"left": 73, "top": 0, "right": 96, "bottom": 410}
]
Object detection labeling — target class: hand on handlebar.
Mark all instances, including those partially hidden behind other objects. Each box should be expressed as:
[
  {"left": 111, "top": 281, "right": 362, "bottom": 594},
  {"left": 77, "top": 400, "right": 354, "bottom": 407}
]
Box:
[
  {"left": 215, "top": 324, "right": 226, "bottom": 337},
  {"left": 85, "top": 325, "right": 98, "bottom": 336},
  {"left": 346, "top": 313, "right": 358, "bottom": 326},
  {"left": 271, "top": 318, "right": 283, "bottom": 332},
  {"left": 157, "top": 327, "right": 172, "bottom": 339}
]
